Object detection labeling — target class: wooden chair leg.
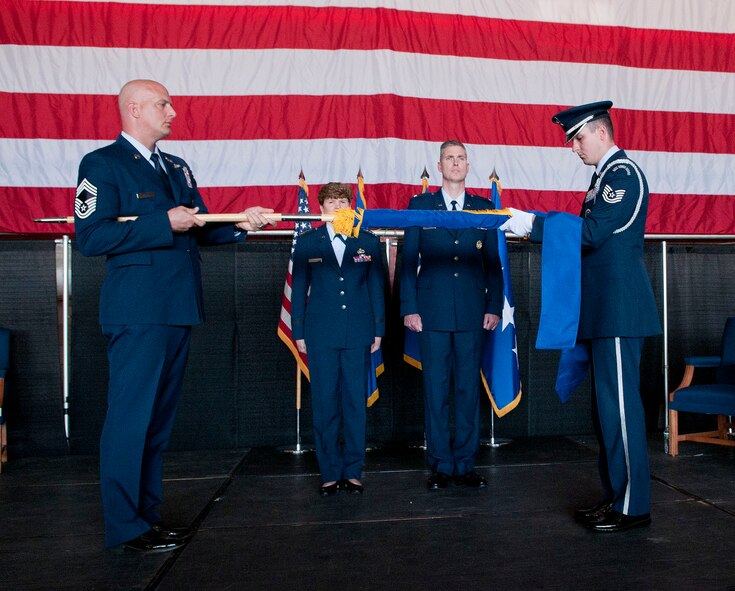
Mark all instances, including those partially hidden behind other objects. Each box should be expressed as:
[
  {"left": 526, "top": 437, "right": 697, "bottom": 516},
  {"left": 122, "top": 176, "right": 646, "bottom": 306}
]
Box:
[
  {"left": 717, "top": 415, "right": 728, "bottom": 441},
  {"left": 669, "top": 408, "right": 679, "bottom": 457},
  {"left": 0, "top": 423, "right": 6, "bottom": 466}
]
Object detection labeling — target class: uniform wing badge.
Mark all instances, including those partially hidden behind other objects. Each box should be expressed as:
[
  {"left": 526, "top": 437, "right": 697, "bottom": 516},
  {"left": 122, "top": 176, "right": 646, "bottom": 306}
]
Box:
[
  {"left": 75, "top": 178, "right": 98, "bottom": 219},
  {"left": 601, "top": 184, "right": 625, "bottom": 204}
]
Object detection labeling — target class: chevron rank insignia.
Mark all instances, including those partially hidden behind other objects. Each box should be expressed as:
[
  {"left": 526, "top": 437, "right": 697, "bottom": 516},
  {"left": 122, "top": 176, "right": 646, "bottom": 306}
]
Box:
[
  {"left": 182, "top": 166, "right": 193, "bottom": 188},
  {"left": 75, "top": 178, "right": 98, "bottom": 219},
  {"left": 601, "top": 184, "right": 625, "bottom": 204}
]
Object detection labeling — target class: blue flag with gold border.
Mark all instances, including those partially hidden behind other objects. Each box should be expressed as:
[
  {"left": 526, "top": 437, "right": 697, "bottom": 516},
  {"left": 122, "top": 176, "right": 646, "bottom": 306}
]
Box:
[{"left": 480, "top": 171, "right": 521, "bottom": 416}]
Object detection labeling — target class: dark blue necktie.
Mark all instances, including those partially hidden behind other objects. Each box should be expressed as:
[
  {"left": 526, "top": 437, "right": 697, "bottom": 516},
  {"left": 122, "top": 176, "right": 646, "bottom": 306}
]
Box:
[
  {"left": 150, "top": 153, "right": 173, "bottom": 196},
  {"left": 451, "top": 200, "right": 458, "bottom": 211},
  {"left": 588, "top": 172, "right": 599, "bottom": 192}
]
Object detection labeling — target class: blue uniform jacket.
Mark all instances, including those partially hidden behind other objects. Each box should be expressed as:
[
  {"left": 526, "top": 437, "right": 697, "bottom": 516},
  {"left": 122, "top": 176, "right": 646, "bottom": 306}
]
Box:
[
  {"left": 400, "top": 190, "right": 504, "bottom": 331},
  {"left": 74, "top": 135, "right": 244, "bottom": 326},
  {"left": 531, "top": 149, "right": 661, "bottom": 339},
  {"left": 291, "top": 225, "right": 385, "bottom": 349}
]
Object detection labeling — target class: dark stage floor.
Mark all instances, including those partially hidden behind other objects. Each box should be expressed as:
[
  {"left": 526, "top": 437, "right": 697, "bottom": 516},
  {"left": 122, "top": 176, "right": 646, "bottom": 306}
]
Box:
[{"left": 1, "top": 436, "right": 734, "bottom": 591}]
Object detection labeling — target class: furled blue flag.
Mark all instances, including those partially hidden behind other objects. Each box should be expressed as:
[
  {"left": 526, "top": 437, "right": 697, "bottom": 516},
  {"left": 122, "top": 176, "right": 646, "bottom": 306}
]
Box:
[
  {"left": 356, "top": 170, "right": 384, "bottom": 407},
  {"left": 535, "top": 211, "right": 582, "bottom": 350},
  {"left": 402, "top": 168, "right": 429, "bottom": 370},
  {"left": 532, "top": 211, "right": 586, "bottom": 402},
  {"left": 480, "top": 171, "right": 522, "bottom": 416}
]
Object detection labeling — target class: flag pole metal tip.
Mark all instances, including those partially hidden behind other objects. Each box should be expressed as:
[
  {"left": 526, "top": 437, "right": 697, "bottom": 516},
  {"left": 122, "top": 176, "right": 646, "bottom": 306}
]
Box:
[{"left": 34, "top": 217, "right": 72, "bottom": 223}]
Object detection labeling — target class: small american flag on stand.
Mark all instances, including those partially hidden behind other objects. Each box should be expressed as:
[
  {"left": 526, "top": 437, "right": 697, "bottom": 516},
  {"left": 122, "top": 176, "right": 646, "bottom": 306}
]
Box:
[{"left": 277, "top": 171, "right": 312, "bottom": 379}]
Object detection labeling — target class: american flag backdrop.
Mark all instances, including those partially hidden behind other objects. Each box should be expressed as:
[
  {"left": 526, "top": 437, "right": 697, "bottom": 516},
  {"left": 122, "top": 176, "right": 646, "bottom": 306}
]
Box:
[{"left": 1, "top": 0, "right": 734, "bottom": 235}]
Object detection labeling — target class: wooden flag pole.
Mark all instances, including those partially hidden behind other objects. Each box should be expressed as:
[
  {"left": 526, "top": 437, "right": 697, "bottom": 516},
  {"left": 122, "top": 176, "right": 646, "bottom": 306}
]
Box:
[
  {"left": 281, "top": 364, "right": 312, "bottom": 454},
  {"left": 295, "top": 366, "right": 303, "bottom": 452},
  {"left": 33, "top": 213, "right": 335, "bottom": 224}
]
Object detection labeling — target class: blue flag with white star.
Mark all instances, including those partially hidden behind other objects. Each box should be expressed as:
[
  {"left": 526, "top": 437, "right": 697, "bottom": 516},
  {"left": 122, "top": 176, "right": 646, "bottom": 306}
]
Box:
[{"left": 480, "top": 173, "right": 522, "bottom": 416}]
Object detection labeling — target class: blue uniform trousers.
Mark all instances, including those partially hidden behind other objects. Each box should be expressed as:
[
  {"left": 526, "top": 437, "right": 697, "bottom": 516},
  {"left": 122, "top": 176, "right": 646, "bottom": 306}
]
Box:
[
  {"left": 100, "top": 324, "right": 191, "bottom": 547},
  {"left": 589, "top": 336, "right": 650, "bottom": 516},
  {"left": 309, "top": 345, "right": 369, "bottom": 483},
  {"left": 419, "top": 328, "right": 485, "bottom": 476}
]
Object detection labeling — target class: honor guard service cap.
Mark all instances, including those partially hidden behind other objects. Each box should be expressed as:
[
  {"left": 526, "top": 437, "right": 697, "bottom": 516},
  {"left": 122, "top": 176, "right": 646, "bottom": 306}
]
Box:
[{"left": 552, "top": 100, "right": 613, "bottom": 144}]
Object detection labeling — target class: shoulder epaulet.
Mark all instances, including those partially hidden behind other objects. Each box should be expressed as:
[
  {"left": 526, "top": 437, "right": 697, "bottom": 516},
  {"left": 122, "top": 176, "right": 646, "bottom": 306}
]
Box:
[{"left": 466, "top": 192, "right": 492, "bottom": 205}]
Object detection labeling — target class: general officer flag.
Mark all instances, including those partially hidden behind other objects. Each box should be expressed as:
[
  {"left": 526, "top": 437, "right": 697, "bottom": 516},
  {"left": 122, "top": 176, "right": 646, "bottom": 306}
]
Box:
[{"left": 481, "top": 172, "right": 522, "bottom": 416}]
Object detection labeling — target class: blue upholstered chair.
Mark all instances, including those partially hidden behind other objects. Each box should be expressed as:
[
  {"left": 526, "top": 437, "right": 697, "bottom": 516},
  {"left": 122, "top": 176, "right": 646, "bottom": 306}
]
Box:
[
  {"left": 668, "top": 317, "right": 735, "bottom": 456},
  {"left": 0, "top": 327, "right": 9, "bottom": 471}
]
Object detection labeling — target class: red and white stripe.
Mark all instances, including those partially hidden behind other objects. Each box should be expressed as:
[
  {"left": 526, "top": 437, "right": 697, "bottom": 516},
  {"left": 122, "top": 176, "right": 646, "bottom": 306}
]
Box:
[{"left": 2, "top": 0, "right": 734, "bottom": 234}]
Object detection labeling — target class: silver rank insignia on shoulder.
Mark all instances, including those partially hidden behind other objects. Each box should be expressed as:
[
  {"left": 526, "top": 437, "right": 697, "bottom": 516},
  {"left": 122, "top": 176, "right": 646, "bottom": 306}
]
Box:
[
  {"left": 182, "top": 167, "right": 193, "bottom": 188},
  {"left": 476, "top": 240, "right": 483, "bottom": 249},
  {"left": 601, "top": 185, "right": 625, "bottom": 204},
  {"left": 75, "top": 178, "right": 98, "bottom": 219}
]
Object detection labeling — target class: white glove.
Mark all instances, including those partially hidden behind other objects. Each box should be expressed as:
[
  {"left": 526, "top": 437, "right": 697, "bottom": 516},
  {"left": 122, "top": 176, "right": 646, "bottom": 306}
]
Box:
[{"left": 500, "top": 207, "right": 535, "bottom": 237}]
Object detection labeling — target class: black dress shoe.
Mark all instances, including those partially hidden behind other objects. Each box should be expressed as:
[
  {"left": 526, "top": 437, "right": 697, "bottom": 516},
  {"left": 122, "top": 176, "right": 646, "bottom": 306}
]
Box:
[
  {"left": 122, "top": 529, "right": 185, "bottom": 553},
  {"left": 319, "top": 482, "right": 339, "bottom": 496},
  {"left": 574, "top": 500, "right": 613, "bottom": 523},
  {"left": 343, "top": 480, "right": 364, "bottom": 494},
  {"left": 589, "top": 510, "right": 651, "bottom": 533},
  {"left": 152, "top": 522, "right": 194, "bottom": 541},
  {"left": 454, "top": 471, "right": 488, "bottom": 488},
  {"left": 427, "top": 472, "right": 451, "bottom": 490}
]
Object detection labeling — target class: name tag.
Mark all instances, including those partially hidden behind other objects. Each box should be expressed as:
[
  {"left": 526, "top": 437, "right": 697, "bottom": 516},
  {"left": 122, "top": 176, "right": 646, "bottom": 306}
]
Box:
[
  {"left": 308, "top": 258, "right": 323, "bottom": 263},
  {"left": 136, "top": 192, "right": 155, "bottom": 199}
]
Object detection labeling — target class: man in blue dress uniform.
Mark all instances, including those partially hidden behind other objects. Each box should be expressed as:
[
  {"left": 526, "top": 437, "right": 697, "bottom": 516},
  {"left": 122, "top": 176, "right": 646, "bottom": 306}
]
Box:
[
  {"left": 75, "top": 79, "right": 274, "bottom": 552},
  {"left": 291, "top": 183, "right": 385, "bottom": 496},
  {"left": 502, "top": 101, "right": 661, "bottom": 532},
  {"left": 401, "top": 140, "right": 503, "bottom": 490}
]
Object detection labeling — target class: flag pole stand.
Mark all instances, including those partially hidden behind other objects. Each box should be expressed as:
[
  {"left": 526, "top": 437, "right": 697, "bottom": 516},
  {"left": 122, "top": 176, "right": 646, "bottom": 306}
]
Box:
[
  {"left": 280, "top": 365, "right": 314, "bottom": 455},
  {"left": 481, "top": 412, "right": 512, "bottom": 447}
]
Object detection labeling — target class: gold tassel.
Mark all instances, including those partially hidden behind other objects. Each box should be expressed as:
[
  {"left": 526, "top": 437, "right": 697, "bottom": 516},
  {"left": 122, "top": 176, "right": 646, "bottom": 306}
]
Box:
[{"left": 332, "top": 207, "right": 363, "bottom": 237}]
